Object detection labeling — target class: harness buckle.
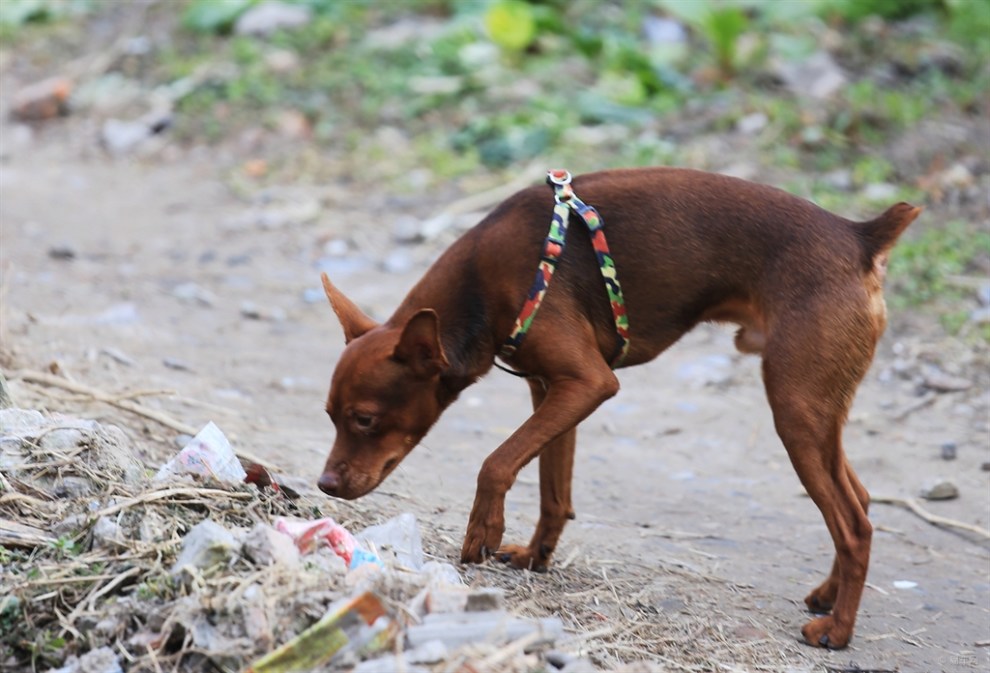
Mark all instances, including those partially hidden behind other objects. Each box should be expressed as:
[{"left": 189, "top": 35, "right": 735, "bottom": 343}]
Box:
[{"left": 546, "top": 169, "right": 572, "bottom": 186}]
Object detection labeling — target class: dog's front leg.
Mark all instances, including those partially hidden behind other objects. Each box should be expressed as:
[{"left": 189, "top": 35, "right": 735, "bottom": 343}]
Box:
[
  {"left": 460, "top": 367, "right": 618, "bottom": 565},
  {"left": 496, "top": 378, "right": 575, "bottom": 571}
]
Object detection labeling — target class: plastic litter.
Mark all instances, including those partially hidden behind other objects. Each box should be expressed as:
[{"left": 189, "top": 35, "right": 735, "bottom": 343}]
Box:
[
  {"left": 245, "top": 591, "right": 395, "bottom": 673},
  {"left": 274, "top": 516, "right": 359, "bottom": 564},
  {"left": 356, "top": 511, "right": 424, "bottom": 570},
  {"left": 154, "top": 421, "right": 246, "bottom": 483}
]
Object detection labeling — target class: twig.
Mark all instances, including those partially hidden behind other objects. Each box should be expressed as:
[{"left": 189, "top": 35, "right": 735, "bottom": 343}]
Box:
[
  {"left": 88, "top": 486, "right": 253, "bottom": 521},
  {"left": 10, "top": 369, "right": 279, "bottom": 470},
  {"left": 61, "top": 566, "right": 142, "bottom": 635},
  {"left": 889, "top": 392, "right": 937, "bottom": 421},
  {"left": 871, "top": 495, "right": 990, "bottom": 539}
]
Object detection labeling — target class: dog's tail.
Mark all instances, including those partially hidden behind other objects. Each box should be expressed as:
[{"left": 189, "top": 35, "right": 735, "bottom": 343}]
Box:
[{"left": 855, "top": 202, "right": 922, "bottom": 264}]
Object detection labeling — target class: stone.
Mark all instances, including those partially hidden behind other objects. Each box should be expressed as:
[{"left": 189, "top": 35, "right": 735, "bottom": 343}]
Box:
[
  {"left": 922, "top": 365, "right": 972, "bottom": 392},
  {"left": 243, "top": 523, "right": 300, "bottom": 567},
  {"left": 48, "top": 646, "right": 122, "bottom": 673},
  {"left": 235, "top": 1, "right": 312, "bottom": 37},
  {"left": 171, "top": 519, "right": 240, "bottom": 575},
  {"left": 776, "top": 51, "right": 846, "bottom": 100},
  {"left": 12, "top": 77, "right": 72, "bottom": 121},
  {"left": 736, "top": 112, "right": 768, "bottom": 135},
  {"left": 920, "top": 479, "right": 959, "bottom": 501}
]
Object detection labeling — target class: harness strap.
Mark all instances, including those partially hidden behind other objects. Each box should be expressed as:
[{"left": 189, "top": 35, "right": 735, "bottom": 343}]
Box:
[{"left": 499, "top": 170, "right": 630, "bottom": 369}]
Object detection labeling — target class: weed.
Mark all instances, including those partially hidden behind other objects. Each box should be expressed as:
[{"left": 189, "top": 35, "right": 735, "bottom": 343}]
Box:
[
  {"left": 888, "top": 220, "right": 990, "bottom": 311},
  {"left": 49, "top": 535, "right": 83, "bottom": 558}
]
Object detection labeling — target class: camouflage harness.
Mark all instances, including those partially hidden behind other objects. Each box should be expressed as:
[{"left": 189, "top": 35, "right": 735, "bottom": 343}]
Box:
[{"left": 499, "top": 170, "right": 630, "bottom": 370}]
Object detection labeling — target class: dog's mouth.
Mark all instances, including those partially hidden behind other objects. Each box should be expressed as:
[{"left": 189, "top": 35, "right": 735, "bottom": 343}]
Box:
[{"left": 318, "top": 455, "right": 404, "bottom": 500}]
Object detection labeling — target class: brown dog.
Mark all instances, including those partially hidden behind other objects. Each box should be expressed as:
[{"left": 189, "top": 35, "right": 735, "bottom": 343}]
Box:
[{"left": 317, "top": 167, "right": 920, "bottom": 649}]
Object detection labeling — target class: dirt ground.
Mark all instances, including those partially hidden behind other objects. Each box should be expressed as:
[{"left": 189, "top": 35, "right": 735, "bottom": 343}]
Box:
[{"left": 2, "top": 87, "right": 989, "bottom": 671}]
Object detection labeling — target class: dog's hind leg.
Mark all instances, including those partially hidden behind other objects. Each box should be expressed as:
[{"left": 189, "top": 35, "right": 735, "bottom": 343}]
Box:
[
  {"left": 762, "top": 305, "right": 876, "bottom": 649},
  {"left": 805, "top": 462, "right": 871, "bottom": 613}
]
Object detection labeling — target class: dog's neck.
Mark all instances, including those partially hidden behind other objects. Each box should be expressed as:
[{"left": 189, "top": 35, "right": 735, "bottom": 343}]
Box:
[{"left": 392, "top": 255, "right": 500, "bottom": 405}]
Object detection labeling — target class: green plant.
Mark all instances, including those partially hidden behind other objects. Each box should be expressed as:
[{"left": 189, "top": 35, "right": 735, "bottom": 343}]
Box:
[
  {"left": 49, "top": 536, "right": 83, "bottom": 558},
  {"left": 704, "top": 6, "right": 749, "bottom": 76},
  {"left": 823, "top": 0, "right": 944, "bottom": 22},
  {"left": 888, "top": 220, "right": 990, "bottom": 311},
  {"left": 484, "top": 0, "right": 536, "bottom": 52},
  {"left": 182, "top": 0, "right": 255, "bottom": 34}
]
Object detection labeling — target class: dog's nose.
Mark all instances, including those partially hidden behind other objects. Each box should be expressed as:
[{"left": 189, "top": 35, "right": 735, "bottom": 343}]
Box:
[{"left": 317, "top": 471, "right": 340, "bottom": 496}]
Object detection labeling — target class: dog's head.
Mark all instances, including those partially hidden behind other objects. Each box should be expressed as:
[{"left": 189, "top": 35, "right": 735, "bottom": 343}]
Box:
[{"left": 317, "top": 273, "right": 449, "bottom": 499}]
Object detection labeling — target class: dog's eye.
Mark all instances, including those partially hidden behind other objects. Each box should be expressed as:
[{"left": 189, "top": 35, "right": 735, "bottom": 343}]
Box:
[{"left": 354, "top": 414, "right": 375, "bottom": 430}]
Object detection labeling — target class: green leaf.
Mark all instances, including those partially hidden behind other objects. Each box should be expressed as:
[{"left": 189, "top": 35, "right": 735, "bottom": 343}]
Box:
[
  {"left": 0, "top": 0, "right": 48, "bottom": 26},
  {"left": 182, "top": 0, "right": 255, "bottom": 35},
  {"left": 484, "top": 0, "right": 536, "bottom": 52}
]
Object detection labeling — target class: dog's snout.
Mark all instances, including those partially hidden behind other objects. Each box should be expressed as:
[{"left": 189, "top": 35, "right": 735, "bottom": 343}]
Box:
[{"left": 317, "top": 471, "right": 340, "bottom": 496}]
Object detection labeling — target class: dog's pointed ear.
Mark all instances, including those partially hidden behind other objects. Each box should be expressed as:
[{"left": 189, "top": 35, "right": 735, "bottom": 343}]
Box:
[
  {"left": 393, "top": 309, "right": 449, "bottom": 379},
  {"left": 321, "top": 272, "right": 377, "bottom": 343}
]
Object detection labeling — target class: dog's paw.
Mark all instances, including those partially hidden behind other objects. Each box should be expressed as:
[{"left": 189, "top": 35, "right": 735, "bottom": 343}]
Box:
[
  {"left": 801, "top": 615, "right": 851, "bottom": 650},
  {"left": 804, "top": 583, "right": 836, "bottom": 615},
  {"left": 460, "top": 522, "right": 503, "bottom": 564},
  {"left": 495, "top": 544, "right": 549, "bottom": 572},
  {"left": 804, "top": 581, "right": 838, "bottom": 614}
]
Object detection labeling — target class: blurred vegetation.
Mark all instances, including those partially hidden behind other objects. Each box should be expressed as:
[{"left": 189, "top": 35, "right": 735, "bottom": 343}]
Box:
[{"left": 1, "top": 0, "right": 988, "bottom": 332}]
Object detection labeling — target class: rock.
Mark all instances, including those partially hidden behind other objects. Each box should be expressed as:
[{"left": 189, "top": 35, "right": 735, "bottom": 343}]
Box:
[
  {"left": 776, "top": 51, "right": 846, "bottom": 100},
  {"left": 405, "top": 611, "right": 564, "bottom": 650},
  {"left": 921, "top": 365, "right": 972, "bottom": 392},
  {"left": 940, "top": 442, "right": 957, "bottom": 461},
  {"left": 12, "top": 76, "right": 72, "bottom": 121},
  {"left": 72, "top": 73, "right": 143, "bottom": 114},
  {"left": 54, "top": 475, "right": 96, "bottom": 499},
  {"left": 977, "top": 283, "right": 990, "bottom": 307},
  {"left": 264, "top": 48, "right": 300, "bottom": 73},
  {"left": 234, "top": 1, "right": 312, "bottom": 37},
  {"left": 424, "top": 586, "right": 504, "bottom": 614},
  {"left": 243, "top": 523, "right": 300, "bottom": 567},
  {"left": 0, "top": 373, "right": 14, "bottom": 409},
  {"left": 163, "top": 357, "right": 192, "bottom": 372},
  {"left": 862, "top": 182, "right": 899, "bottom": 202},
  {"left": 48, "top": 645, "right": 122, "bottom": 673},
  {"left": 561, "top": 659, "right": 600, "bottom": 673},
  {"left": 546, "top": 650, "right": 576, "bottom": 669},
  {"left": 823, "top": 169, "right": 853, "bottom": 191},
  {"left": 969, "top": 306, "right": 990, "bottom": 325},
  {"left": 101, "top": 118, "right": 151, "bottom": 156},
  {"left": 240, "top": 301, "right": 287, "bottom": 322},
  {"left": 171, "top": 519, "right": 240, "bottom": 575},
  {"left": 406, "top": 640, "right": 448, "bottom": 665},
  {"left": 100, "top": 347, "right": 135, "bottom": 366},
  {"left": 920, "top": 479, "right": 959, "bottom": 501},
  {"left": 171, "top": 282, "right": 216, "bottom": 307},
  {"left": 642, "top": 16, "right": 687, "bottom": 45},
  {"left": 0, "top": 407, "right": 46, "bottom": 436},
  {"left": 100, "top": 110, "right": 172, "bottom": 156},
  {"left": 48, "top": 244, "right": 76, "bottom": 260},
  {"left": 92, "top": 516, "right": 125, "bottom": 550},
  {"left": 392, "top": 215, "right": 425, "bottom": 244},
  {"left": 736, "top": 112, "right": 768, "bottom": 135}
]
